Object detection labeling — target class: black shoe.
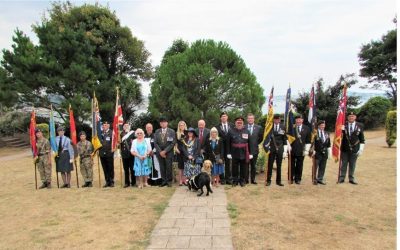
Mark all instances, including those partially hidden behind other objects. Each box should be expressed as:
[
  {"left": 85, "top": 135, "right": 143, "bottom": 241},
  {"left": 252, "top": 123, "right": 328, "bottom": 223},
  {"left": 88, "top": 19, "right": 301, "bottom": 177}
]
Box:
[
  {"left": 349, "top": 180, "right": 358, "bottom": 185},
  {"left": 266, "top": 181, "right": 271, "bottom": 186},
  {"left": 251, "top": 181, "right": 258, "bottom": 185},
  {"left": 295, "top": 180, "right": 301, "bottom": 185},
  {"left": 103, "top": 183, "right": 109, "bottom": 188},
  {"left": 109, "top": 182, "right": 114, "bottom": 187},
  {"left": 276, "top": 183, "right": 284, "bottom": 186},
  {"left": 313, "top": 180, "right": 318, "bottom": 185},
  {"left": 123, "top": 184, "right": 129, "bottom": 188},
  {"left": 225, "top": 180, "right": 232, "bottom": 185},
  {"left": 338, "top": 180, "right": 344, "bottom": 184},
  {"left": 61, "top": 184, "right": 68, "bottom": 188},
  {"left": 82, "top": 182, "right": 88, "bottom": 188},
  {"left": 87, "top": 182, "right": 92, "bottom": 187},
  {"left": 318, "top": 180, "right": 326, "bottom": 185},
  {"left": 160, "top": 182, "right": 168, "bottom": 187},
  {"left": 239, "top": 182, "right": 245, "bottom": 187},
  {"left": 232, "top": 181, "right": 237, "bottom": 187},
  {"left": 39, "top": 182, "right": 47, "bottom": 189}
]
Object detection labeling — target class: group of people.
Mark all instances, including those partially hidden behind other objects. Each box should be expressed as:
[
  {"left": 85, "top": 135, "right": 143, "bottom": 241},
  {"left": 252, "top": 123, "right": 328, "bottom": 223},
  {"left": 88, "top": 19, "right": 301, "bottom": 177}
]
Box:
[{"left": 33, "top": 111, "right": 365, "bottom": 189}]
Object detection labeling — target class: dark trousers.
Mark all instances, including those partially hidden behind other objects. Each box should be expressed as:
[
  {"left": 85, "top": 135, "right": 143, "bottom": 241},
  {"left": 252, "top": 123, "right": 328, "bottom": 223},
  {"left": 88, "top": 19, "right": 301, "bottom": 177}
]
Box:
[
  {"left": 316, "top": 155, "right": 328, "bottom": 181},
  {"left": 220, "top": 155, "right": 232, "bottom": 183},
  {"left": 339, "top": 151, "right": 358, "bottom": 182},
  {"left": 291, "top": 155, "right": 304, "bottom": 182},
  {"left": 232, "top": 158, "right": 247, "bottom": 184},
  {"left": 157, "top": 154, "right": 173, "bottom": 184},
  {"left": 245, "top": 153, "right": 258, "bottom": 183},
  {"left": 100, "top": 156, "right": 114, "bottom": 185},
  {"left": 267, "top": 151, "right": 283, "bottom": 183},
  {"left": 122, "top": 156, "right": 135, "bottom": 186}
]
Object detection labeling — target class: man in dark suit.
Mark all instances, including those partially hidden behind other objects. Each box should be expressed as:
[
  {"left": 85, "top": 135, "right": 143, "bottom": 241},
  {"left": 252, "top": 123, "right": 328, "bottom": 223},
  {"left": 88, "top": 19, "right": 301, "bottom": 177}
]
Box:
[
  {"left": 312, "top": 120, "right": 331, "bottom": 185},
  {"left": 153, "top": 117, "right": 177, "bottom": 187},
  {"left": 99, "top": 121, "right": 115, "bottom": 187},
  {"left": 216, "top": 112, "right": 234, "bottom": 185},
  {"left": 246, "top": 113, "right": 263, "bottom": 184},
  {"left": 196, "top": 119, "right": 210, "bottom": 154},
  {"left": 339, "top": 112, "right": 365, "bottom": 184},
  {"left": 264, "top": 114, "right": 287, "bottom": 186},
  {"left": 290, "top": 114, "right": 311, "bottom": 184}
]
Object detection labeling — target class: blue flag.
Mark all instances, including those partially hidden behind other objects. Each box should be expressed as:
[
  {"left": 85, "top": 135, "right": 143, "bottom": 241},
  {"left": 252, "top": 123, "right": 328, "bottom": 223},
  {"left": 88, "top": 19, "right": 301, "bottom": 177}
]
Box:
[{"left": 49, "top": 106, "right": 57, "bottom": 153}]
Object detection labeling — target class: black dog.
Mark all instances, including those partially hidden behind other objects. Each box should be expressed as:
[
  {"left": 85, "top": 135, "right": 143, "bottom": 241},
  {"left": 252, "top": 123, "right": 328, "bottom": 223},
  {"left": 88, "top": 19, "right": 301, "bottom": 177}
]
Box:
[{"left": 186, "top": 172, "right": 213, "bottom": 196}]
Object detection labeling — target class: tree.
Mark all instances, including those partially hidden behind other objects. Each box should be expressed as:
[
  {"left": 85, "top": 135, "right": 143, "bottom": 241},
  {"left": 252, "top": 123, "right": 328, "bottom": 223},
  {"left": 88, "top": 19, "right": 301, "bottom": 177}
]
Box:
[
  {"left": 358, "top": 26, "right": 397, "bottom": 105},
  {"left": 385, "top": 110, "right": 396, "bottom": 147},
  {"left": 357, "top": 96, "right": 392, "bottom": 129},
  {"left": 1, "top": 2, "right": 152, "bottom": 124},
  {"left": 149, "top": 39, "right": 265, "bottom": 128},
  {"left": 293, "top": 74, "right": 360, "bottom": 131}
]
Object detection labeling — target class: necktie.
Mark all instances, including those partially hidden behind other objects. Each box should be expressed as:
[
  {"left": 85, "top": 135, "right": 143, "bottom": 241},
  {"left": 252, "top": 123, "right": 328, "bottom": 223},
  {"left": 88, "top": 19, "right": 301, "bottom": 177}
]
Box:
[
  {"left": 200, "top": 129, "right": 203, "bottom": 143},
  {"left": 297, "top": 126, "right": 301, "bottom": 134},
  {"left": 224, "top": 124, "right": 227, "bottom": 133},
  {"left": 249, "top": 125, "right": 253, "bottom": 135},
  {"left": 320, "top": 130, "right": 324, "bottom": 142},
  {"left": 275, "top": 125, "right": 278, "bottom": 132},
  {"left": 350, "top": 124, "right": 353, "bottom": 135},
  {"left": 58, "top": 136, "right": 63, "bottom": 155},
  {"left": 161, "top": 129, "right": 166, "bottom": 143}
]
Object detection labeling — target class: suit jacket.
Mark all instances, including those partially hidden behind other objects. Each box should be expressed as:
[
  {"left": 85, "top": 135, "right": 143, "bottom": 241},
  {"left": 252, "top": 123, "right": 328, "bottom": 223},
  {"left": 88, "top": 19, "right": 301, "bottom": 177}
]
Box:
[
  {"left": 226, "top": 127, "right": 254, "bottom": 160},
  {"left": 246, "top": 123, "right": 263, "bottom": 155},
  {"left": 264, "top": 123, "right": 287, "bottom": 154},
  {"left": 195, "top": 127, "right": 210, "bottom": 151},
  {"left": 120, "top": 131, "right": 135, "bottom": 159},
  {"left": 313, "top": 130, "right": 331, "bottom": 159},
  {"left": 154, "top": 128, "right": 177, "bottom": 158},
  {"left": 290, "top": 125, "right": 311, "bottom": 156},
  {"left": 341, "top": 122, "right": 365, "bottom": 153},
  {"left": 216, "top": 123, "right": 234, "bottom": 157},
  {"left": 204, "top": 138, "right": 224, "bottom": 163},
  {"left": 99, "top": 129, "right": 113, "bottom": 157}
]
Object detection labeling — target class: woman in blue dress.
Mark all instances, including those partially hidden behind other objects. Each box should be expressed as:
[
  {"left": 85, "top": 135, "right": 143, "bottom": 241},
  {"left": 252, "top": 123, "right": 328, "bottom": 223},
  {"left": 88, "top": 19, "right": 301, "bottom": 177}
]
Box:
[
  {"left": 181, "top": 127, "right": 201, "bottom": 182},
  {"left": 204, "top": 127, "right": 224, "bottom": 187},
  {"left": 130, "top": 128, "right": 152, "bottom": 189}
]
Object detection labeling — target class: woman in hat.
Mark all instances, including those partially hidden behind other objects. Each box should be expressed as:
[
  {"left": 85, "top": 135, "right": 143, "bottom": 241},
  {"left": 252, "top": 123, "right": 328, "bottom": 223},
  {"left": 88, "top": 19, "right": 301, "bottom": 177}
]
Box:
[
  {"left": 204, "top": 127, "right": 224, "bottom": 187},
  {"left": 55, "top": 126, "right": 75, "bottom": 188},
  {"left": 130, "top": 128, "right": 152, "bottom": 188},
  {"left": 181, "top": 127, "right": 201, "bottom": 182},
  {"left": 175, "top": 120, "right": 187, "bottom": 186}
]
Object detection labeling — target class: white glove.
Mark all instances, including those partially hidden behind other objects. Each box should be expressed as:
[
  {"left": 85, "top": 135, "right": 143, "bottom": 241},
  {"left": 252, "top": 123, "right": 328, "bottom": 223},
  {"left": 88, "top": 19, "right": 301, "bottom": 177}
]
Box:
[
  {"left": 227, "top": 154, "right": 232, "bottom": 159},
  {"left": 286, "top": 142, "right": 291, "bottom": 153},
  {"left": 69, "top": 159, "right": 73, "bottom": 164},
  {"left": 341, "top": 125, "right": 345, "bottom": 130},
  {"left": 312, "top": 150, "right": 316, "bottom": 157},
  {"left": 153, "top": 148, "right": 156, "bottom": 153},
  {"left": 304, "top": 144, "right": 311, "bottom": 156},
  {"left": 328, "top": 147, "right": 332, "bottom": 159},
  {"left": 357, "top": 144, "right": 365, "bottom": 156},
  {"left": 249, "top": 154, "right": 253, "bottom": 159}
]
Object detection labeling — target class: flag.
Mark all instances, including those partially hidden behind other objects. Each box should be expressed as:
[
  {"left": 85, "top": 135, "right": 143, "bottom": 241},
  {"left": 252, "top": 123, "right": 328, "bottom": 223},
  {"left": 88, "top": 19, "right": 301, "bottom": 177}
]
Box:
[
  {"left": 332, "top": 84, "right": 347, "bottom": 162},
  {"left": 284, "top": 86, "right": 295, "bottom": 144},
  {"left": 308, "top": 85, "right": 317, "bottom": 140},
  {"left": 92, "top": 92, "right": 102, "bottom": 151},
  {"left": 262, "top": 87, "right": 274, "bottom": 154},
  {"left": 69, "top": 104, "right": 77, "bottom": 145},
  {"left": 29, "top": 109, "right": 37, "bottom": 157},
  {"left": 49, "top": 105, "right": 57, "bottom": 152},
  {"left": 112, "top": 87, "right": 123, "bottom": 151}
]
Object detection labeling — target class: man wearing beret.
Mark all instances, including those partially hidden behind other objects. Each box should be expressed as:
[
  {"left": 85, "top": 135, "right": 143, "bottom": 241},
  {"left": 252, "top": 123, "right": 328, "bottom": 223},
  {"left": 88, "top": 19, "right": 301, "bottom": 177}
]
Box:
[
  {"left": 216, "top": 111, "right": 234, "bottom": 185},
  {"left": 290, "top": 114, "right": 311, "bottom": 184},
  {"left": 311, "top": 120, "right": 331, "bottom": 185},
  {"left": 77, "top": 131, "right": 94, "bottom": 187},
  {"left": 264, "top": 114, "right": 288, "bottom": 186},
  {"left": 226, "top": 116, "right": 255, "bottom": 187},
  {"left": 35, "top": 128, "right": 52, "bottom": 189},
  {"left": 339, "top": 112, "right": 365, "bottom": 184},
  {"left": 99, "top": 121, "right": 115, "bottom": 187},
  {"left": 154, "top": 117, "right": 177, "bottom": 187}
]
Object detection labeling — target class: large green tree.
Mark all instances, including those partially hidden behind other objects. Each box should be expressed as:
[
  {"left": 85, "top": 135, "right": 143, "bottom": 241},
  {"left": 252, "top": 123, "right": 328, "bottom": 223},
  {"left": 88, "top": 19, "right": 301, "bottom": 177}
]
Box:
[
  {"left": 149, "top": 39, "right": 265, "bottom": 128},
  {"left": 358, "top": 25, "right": 397, "bottom": 105},
  {"left": 293, "top": 74, "right": 360, "bottom": 131},
  {"left": 1, "top": 2, "right": 152, "bottom": 123}
]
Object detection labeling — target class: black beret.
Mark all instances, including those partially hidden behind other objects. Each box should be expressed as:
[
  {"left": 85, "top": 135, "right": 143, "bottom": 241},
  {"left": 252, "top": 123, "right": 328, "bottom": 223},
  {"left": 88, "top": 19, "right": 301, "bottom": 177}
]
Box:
[
  {"left": 35, "top": 128, "right": 42, "bottom": 133},
  {"left": 103, "top": 121, "right": 110, "bottom": 125},
  {"left": 57, "top": 126, "right": 65, "bottom": 132},
  {"left": 234, "top": 116, "right": 245, "bottom": 122},
  {"left": 347, "top": 112, "right": 357, "bottom": 116}
]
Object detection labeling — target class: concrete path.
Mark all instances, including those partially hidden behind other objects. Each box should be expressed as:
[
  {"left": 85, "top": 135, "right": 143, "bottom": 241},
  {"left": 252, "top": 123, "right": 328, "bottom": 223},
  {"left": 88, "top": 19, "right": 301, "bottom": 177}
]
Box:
[{"left": 147, "top": 186, "right": 233, "bottom": 250}]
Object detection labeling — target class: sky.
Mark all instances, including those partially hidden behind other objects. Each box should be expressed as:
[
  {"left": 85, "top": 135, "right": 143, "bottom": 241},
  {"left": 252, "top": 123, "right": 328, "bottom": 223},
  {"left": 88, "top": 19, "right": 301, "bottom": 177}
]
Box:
[{"left": 0, "top": 0, "right": 396, "bottom": 98}]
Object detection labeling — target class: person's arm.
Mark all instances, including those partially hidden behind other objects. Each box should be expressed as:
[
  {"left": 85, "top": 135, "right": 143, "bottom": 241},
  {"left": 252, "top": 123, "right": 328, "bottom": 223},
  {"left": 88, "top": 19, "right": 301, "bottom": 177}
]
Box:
[
  {"left": 130, "top": 139, "right": 138, "bottom": 157},
  {"left": 153, "top": 132, "right": 162, "bottom": 153},
  {"left": 67, "top": 138, "right": 75, "bottom": 160}
]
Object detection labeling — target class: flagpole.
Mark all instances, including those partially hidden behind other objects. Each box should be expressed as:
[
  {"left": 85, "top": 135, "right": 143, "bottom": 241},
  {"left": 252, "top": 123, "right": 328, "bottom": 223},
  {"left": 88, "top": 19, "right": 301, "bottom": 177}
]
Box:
[
  {"left": 97, "top": 152, "right": 101, "bottom": 188},
  {"left": 337, "top": 83, "right": 347, "bottom": 183}
]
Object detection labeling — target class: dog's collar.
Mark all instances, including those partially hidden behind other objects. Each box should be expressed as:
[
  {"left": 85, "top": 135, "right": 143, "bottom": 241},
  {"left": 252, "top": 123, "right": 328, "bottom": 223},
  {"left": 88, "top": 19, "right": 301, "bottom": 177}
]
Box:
[{"left": 190, "top": 176, "right": 199, "bottom": 189}]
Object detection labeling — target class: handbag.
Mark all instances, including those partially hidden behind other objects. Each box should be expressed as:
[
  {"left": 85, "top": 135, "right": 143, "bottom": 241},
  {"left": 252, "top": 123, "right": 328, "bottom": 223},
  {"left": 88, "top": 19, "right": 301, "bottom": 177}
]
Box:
[{"left": 195, "top": 155, "right": 204, "bottom": 165}]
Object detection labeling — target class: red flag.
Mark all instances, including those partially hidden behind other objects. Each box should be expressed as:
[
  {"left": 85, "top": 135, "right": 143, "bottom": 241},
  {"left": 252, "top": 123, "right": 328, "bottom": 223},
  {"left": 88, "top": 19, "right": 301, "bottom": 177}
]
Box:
[
  {"left": 29, "top": 109, "right": 37, "bottom": 157},
  {"left": 332, "top": 84, "right": 347, "bottom": 162},
  {"left": 69, "top": 105, "right": 77, "bottom": 145},
  {"left": 112, "top": 88, "right": 123, "bottom": 151}
]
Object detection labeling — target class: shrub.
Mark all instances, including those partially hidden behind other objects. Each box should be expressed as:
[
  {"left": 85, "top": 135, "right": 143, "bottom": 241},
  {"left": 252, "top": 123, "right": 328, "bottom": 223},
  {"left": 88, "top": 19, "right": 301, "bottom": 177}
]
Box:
[
  {"left": 358, "top": 96, "right": 392, "bottom": 129},
  {"left": 0, "top": 111, "right": 30, "bottom": 136},
  {"left": 385, "top": 110, "right": 396, "bottom": 147}
]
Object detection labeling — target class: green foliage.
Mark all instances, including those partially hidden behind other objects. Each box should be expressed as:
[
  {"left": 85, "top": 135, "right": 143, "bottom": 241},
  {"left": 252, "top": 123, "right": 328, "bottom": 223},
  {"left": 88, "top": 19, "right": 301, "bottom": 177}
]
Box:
[
  {"left": 256, "top": 150, "right": 267, "bottom": 172},
  {"left": 149, "top": 39, "right": 265, "bottom": 128},
  {"left": 129, "top": 112, "right": 159, "bottom": 131},
  {"left": 358, "top": 28, "right": 397, "bottom": 105},
  {"left": 1, "top": 2, "right": 152, "bottom": 123},
  {"left": 385, "top": 110, "right": 397, "bottom": 147},
  {"left": 358, "top": 96, "right": 392, "bottom": 129},
  {"left": 293, "top": 74, "right": 360, "bottom": 131},
  {"left": 36, "top": 123, "right": 50, "bottom": 139},
  {"left": 0, "top": 111, "right": 30, "bottom": 136}
]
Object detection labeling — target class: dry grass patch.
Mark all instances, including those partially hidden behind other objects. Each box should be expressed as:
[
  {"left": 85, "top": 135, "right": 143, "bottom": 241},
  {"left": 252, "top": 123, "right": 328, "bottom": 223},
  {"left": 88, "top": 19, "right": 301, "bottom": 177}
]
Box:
[
  {"left": 226, "top": 129, "right": 396, "bottom": 250},
  {"left": 0, "top": 153, "right": 175, "bottom": 250}
]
